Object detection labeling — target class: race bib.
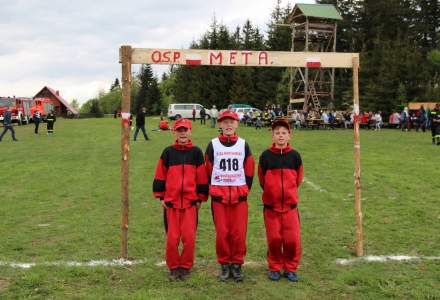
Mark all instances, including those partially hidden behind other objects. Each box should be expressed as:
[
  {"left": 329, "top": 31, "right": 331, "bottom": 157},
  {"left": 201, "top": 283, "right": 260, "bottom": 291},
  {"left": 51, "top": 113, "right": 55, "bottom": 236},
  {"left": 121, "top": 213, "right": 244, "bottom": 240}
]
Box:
[{"left": 211, "top": 137, "right": 246, "bottom": 186}]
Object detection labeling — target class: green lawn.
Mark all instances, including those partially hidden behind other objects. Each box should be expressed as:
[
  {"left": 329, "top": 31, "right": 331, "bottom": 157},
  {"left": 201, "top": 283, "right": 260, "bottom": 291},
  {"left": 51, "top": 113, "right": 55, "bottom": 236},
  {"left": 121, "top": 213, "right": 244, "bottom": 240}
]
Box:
[{"left": 0, "top": 118, "right": 439, "bottom": 299}]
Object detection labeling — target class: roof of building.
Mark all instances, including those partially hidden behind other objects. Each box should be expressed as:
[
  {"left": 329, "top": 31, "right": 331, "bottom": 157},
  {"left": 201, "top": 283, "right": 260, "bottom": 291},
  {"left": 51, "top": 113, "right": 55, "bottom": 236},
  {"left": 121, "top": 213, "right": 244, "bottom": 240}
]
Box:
[
  {"left": 34, "top": 86, "right": 79, "bottom": 114},
  {"left": 288, "top": 3, "right": 343, "bottom": 22}
]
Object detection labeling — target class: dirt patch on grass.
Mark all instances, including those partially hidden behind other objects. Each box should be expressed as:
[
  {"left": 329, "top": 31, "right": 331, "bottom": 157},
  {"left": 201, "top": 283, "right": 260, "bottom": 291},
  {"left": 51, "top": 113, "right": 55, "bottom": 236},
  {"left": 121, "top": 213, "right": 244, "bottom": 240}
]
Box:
[{"left": 0, "top": 278, "right": 11, "bottom": 292}]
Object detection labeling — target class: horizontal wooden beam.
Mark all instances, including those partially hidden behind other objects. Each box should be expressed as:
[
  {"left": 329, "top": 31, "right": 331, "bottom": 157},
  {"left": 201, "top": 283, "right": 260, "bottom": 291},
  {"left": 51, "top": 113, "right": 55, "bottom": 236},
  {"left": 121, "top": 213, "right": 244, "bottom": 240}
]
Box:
[
  {"left": 129, "top": 48, "right": 357, "bottom": 68},
  {"left": 295, "top": 22, "right": 336, "bottom": 31}
]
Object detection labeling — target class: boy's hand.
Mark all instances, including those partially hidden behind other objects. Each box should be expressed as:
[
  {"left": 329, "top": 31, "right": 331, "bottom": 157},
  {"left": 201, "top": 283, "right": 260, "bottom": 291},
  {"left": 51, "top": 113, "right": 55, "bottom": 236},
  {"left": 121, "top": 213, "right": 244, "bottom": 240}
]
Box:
[
  {"left": 196, "top": 201, "right": 202, "bottom": 209},
  {"left": 160, "top": 200, "right": 167, "bottom": 209}
]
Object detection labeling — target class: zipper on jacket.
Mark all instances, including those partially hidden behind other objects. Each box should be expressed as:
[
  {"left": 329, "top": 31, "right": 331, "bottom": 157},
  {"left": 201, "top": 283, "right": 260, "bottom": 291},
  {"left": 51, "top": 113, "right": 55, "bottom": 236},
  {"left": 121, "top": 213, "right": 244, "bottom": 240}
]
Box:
[
  {"left": 280, "top": 148, "right": 284, "bottom": 210},
  {"left": 181, "top": 151, "right": 185, "bottom": 209}
]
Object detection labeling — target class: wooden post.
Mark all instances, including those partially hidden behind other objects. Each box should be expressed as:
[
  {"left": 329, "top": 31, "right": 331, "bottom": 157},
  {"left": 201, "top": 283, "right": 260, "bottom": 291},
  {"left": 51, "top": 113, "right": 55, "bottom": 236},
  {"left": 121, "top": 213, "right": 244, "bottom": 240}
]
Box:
[
  {"left": 304, "top": 18, "right": 309, "bottom": 109},
  {"left": 352, "top": 54, "right": 363, "bottom": 257},
  {"left": 120, "top": 45, "right": 132, "bottom": 259},
  {"left": 331, "top": 23, "right": 337, "bottom": 103}
]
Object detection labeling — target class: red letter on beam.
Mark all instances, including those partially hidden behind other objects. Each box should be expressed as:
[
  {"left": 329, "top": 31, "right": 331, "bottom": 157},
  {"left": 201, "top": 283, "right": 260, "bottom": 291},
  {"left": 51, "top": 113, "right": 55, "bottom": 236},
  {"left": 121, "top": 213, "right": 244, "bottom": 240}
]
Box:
[
  {"left": 230, "top": 51, "right": 237, "bottom": 64},
  {"left": 151, "top": 51, "right": 161, "bottom": 63},
  {"left": 210, "top": 52, "right": 223, "bottom": 65},
  {"left": 173, "top": 51, "right": 181, "bottom": 63},
  {"left": 162, "top": 51, "right": 171, "bottom": 63},
  {"left": 242, "top": 51, "right": 252, "bottom": 65},
  {"left": 258, "top": 52, "right": 268, "bottom": 65}
]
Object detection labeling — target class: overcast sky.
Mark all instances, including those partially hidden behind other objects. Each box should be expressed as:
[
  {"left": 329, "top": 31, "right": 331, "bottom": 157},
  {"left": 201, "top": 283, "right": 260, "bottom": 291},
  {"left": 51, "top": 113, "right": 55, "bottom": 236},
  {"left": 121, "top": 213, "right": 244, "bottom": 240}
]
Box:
[{"left": 0, "top": 0, "right": 314, "bottom": 104}]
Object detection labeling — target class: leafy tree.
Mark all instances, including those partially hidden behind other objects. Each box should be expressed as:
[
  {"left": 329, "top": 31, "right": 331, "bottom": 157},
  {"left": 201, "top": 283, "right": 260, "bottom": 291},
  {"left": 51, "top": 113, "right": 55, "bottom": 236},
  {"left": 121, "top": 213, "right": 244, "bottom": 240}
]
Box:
[{"left": 70, "top": 99, "right": 79, "bottom": 110}]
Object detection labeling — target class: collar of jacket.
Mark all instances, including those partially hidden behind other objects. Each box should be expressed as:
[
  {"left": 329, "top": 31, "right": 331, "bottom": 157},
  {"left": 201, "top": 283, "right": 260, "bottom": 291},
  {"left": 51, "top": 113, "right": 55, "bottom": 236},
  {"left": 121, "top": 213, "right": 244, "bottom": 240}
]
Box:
[
  {"left": 218, "top": 133, "right": 238, "bottom": 143},
  {"left": 172, "top": 140, "right": 193, "bottom": 150},
  {"left": 269, "top": 143, "right": 292, "bottom": 154}
]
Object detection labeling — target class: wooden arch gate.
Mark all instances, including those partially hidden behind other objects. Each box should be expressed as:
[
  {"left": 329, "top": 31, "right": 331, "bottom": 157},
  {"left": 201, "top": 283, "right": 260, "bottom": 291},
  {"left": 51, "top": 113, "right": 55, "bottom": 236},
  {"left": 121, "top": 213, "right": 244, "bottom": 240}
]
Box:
[{"left": 118, "top": 45, "right": 363, "bottom": 259}]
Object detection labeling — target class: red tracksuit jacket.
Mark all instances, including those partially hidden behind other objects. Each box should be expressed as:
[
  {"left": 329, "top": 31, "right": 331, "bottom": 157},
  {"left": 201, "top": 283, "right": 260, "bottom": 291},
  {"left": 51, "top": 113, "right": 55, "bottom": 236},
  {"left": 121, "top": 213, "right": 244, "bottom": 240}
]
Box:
[
  {"left": 258, "top": 144, "right": 303, "bottom": 212},
  {"left": 258, "top": 143, "right": 303, "bottom": 272},
  {"left": 153, "top": 141, "right": 209, "bottom": 207},
  {"left": 205, "top": 134, "right": 254, "bottom": 203}
]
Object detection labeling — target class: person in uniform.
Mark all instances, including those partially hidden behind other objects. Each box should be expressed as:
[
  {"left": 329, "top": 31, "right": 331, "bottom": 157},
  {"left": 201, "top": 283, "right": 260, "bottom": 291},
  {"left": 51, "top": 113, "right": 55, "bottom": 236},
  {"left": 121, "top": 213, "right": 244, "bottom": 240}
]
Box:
[
  {"left": 46, "top": 110, "right": 56, "bottom": 135},
  {"left": 430, "top": 103, "right": 440, "bottom": 145},
  {"left": 258, "top": 118, "right": 303, "bottom": 282},
  {"left": 33, "top": 110, "right": 41, "bottom": 134},
  {"left": 152, "top": 118, "right": 208, "bottom": 281},
  {"left": 205, "top": 110, "right": 255, "bottom": 282}
]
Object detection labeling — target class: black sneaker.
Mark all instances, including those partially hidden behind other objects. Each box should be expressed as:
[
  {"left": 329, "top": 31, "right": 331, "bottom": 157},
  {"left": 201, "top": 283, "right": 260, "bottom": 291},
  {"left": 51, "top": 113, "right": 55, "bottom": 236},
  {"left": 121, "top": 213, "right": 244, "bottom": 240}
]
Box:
[
  {"left": 230, "top": 264, "right": 244, "bottom": 282},
  {"left": 169, "top": 268, "right": 180, "bottom": 281},
  {"left": 218, "top": 264, "right": 231, "bottom": 281},
  {"left": 268, "top": 271, "right": 281, "bottom": 281},
  {"left": 284, "top": 271, "right": 299, "bottom": 282},
  {"left": 179, "top": 267, "right": 190, "bottom": 280}
]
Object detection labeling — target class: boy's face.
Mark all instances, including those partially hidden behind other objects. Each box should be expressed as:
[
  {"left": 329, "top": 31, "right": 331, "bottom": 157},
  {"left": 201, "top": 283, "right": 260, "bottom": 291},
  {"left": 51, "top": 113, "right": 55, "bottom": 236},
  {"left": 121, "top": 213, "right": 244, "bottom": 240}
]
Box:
[
  {"left": 174, "top": 127, "right": 191, "bottom": 144},
  {"left": 272, "top": 126, "right": 290, "bottom": 148},
  {"left": 219, "top": 118, "right": 238, "bottom": 136}
]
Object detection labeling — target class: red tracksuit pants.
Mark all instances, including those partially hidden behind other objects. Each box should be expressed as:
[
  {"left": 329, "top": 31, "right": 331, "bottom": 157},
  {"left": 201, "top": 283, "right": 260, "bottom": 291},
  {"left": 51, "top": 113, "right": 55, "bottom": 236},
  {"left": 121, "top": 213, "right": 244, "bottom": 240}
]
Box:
[
  {"left": 212, "top": 201, "right": 248, "bottom": 265},
  {"left": 164, "top": 206, "right": 197, "bottom": 270},
  {"left": 264, "top": 207, "right": 301, "bottom": 272}
]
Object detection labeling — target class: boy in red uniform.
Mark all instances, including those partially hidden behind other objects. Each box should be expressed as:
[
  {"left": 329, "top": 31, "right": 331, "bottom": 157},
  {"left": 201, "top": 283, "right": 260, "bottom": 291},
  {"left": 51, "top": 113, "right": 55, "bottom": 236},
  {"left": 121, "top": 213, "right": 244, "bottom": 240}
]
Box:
[
  {"left": 205, "top": 110, "right": 255, "bottom": 282},
  {"left": 153, "top": 118, "right": 208, "bottom": 281},
  {"left": 159, "top": 116, "right": 169, "bottom": 130},
  {"left": 258, "top": 118, "right": 303, "bottom": 282}
]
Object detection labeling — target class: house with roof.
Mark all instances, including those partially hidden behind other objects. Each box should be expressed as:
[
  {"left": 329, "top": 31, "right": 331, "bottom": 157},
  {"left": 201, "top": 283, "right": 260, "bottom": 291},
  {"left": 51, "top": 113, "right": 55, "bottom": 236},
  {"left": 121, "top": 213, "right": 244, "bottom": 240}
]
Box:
[{"left": 34, "top": 86, "right": 79, "bottom": 116}]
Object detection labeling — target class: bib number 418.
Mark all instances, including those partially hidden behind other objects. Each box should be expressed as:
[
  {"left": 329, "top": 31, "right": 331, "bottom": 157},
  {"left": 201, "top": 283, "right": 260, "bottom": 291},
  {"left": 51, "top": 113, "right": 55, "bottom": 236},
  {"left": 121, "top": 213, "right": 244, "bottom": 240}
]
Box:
[{"left": 219, "top": 158, "right": 239, "bottom": 171}]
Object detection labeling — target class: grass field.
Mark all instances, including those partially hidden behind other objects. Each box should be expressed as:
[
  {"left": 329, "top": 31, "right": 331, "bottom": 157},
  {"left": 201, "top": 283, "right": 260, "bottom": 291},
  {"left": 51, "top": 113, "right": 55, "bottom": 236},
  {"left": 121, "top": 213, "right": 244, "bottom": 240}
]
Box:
[{"left": 0, "top": 118, "right": 439, "bottom": 299}]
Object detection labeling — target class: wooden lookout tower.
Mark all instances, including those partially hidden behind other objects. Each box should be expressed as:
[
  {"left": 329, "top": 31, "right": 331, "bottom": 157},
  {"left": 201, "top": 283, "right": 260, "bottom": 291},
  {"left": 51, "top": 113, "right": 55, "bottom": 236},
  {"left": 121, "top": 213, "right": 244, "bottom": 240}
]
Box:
[{"left": 286, "top": 3, "right": 342, "bottom": 111}]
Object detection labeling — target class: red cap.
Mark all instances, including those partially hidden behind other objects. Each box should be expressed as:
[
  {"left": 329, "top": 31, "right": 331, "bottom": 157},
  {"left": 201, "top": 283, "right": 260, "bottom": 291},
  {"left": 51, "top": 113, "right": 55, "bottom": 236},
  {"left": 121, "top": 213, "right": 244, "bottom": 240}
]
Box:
[
  {"left": 173, "top": 118, "right": 192, "bottom": 130},
  {"left": 271, "top": 118, "right": 291, "bottom": 132},
  {"left": 218, "top": 110, "right": 239, "bottom": 122}
]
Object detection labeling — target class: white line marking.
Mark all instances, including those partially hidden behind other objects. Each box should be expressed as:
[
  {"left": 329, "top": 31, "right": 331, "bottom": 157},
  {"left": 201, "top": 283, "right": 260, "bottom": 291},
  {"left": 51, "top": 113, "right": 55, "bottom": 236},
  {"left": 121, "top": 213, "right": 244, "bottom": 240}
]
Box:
[
  {"left": 0, "top": 259, "right": 148, "bottom": 269},
  {"left": 336, "top": 255, "right": 440, "bottom": 265},
  {"left": 303, "top": 177, "right": 327, "bottom": 193},
  {"left": 155, "top": 261, "right": 166, "bottom": 267}
]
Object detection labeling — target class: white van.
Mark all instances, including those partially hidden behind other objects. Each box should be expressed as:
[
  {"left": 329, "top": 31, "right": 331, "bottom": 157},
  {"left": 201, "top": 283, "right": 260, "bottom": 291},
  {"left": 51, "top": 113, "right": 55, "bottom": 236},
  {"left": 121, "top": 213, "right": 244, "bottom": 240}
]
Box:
[{"left": 167, "top": 103, "right": 211, "bottom": 120}]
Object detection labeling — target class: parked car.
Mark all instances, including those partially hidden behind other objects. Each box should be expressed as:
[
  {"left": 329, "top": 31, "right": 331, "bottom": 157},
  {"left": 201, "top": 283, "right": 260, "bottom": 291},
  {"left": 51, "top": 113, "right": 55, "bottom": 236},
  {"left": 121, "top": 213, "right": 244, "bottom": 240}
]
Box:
[
  {"left": 227, "top": 104, "right": 252, "bottom": 110},
  {"left": 232, "top": 107, "right": 262, "bottom": 120},
  {"left": 219, "top": 104, "right": 253, "bottom": 114},
  {"left": 167, "top": 103, "right": 211, "bottom": 120}
]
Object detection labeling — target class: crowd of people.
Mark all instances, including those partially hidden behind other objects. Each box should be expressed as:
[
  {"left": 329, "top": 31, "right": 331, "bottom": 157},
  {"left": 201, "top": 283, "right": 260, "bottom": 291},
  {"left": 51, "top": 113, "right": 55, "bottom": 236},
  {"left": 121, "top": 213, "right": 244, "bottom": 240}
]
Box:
[
  {"left": 137, "top": 102, "right": 440, "bottom": 145},
  {"left": 237, "top": 105, "right": 285, "bottom": 129},
  {"left": 282, "top": 105, "right": 440, "bottom": 133}
]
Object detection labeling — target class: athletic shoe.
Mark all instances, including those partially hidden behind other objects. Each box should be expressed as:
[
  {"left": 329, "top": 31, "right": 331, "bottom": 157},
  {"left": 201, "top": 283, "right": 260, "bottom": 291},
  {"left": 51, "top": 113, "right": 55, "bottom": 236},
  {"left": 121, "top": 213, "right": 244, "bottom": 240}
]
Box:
[
  {"left": 230, "top": 264, "right": 244, "bottom": 282},
  {"left": 284, "top": 271, "right": 298, "bottom": 282},
  {"left": 169, "top": 268, "right": 179, "bottom": 282},
  {"left": 218, "top": 264, "right": 231, "bottom": 281},
  {"left": 179, "top": 268, "right": 190, "bottom": 281},
  {"left": 268, "top": 271, "right": 281, "bottom": 281}
]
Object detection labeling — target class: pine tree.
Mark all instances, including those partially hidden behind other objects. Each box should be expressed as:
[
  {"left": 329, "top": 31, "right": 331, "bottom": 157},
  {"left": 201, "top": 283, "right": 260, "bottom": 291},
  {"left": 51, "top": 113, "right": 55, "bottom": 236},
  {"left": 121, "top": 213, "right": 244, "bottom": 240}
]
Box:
[{"left": 135, "top": 64, "right": 162, "bottom": 115}]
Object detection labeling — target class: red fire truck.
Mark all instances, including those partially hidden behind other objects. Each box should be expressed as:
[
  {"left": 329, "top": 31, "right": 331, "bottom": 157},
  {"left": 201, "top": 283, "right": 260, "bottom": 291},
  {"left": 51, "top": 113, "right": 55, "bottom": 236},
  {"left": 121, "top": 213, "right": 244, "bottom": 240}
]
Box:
[
  {"left": 0, "top": 97, "right": 34, "bottom": 125},
  {"left": 0, "top": 97, "right": 54, "bottom": 124},
  {"left": 30, "top": 97, "right": 54, "bottom": 121}
]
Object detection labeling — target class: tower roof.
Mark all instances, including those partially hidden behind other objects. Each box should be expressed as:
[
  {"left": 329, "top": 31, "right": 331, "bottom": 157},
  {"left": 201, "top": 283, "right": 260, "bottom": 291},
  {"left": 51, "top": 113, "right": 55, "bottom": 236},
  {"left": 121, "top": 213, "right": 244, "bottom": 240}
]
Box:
[{"left": 288, "top": 3, "right": 343, "bottom": 23}]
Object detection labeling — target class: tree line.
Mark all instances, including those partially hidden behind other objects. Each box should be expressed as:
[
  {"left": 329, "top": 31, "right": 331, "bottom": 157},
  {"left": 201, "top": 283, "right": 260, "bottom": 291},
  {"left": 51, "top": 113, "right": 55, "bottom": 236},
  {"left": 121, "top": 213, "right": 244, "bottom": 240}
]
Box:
[{"left": 78, "top": 0, "right": 439, "bottom": 116}]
